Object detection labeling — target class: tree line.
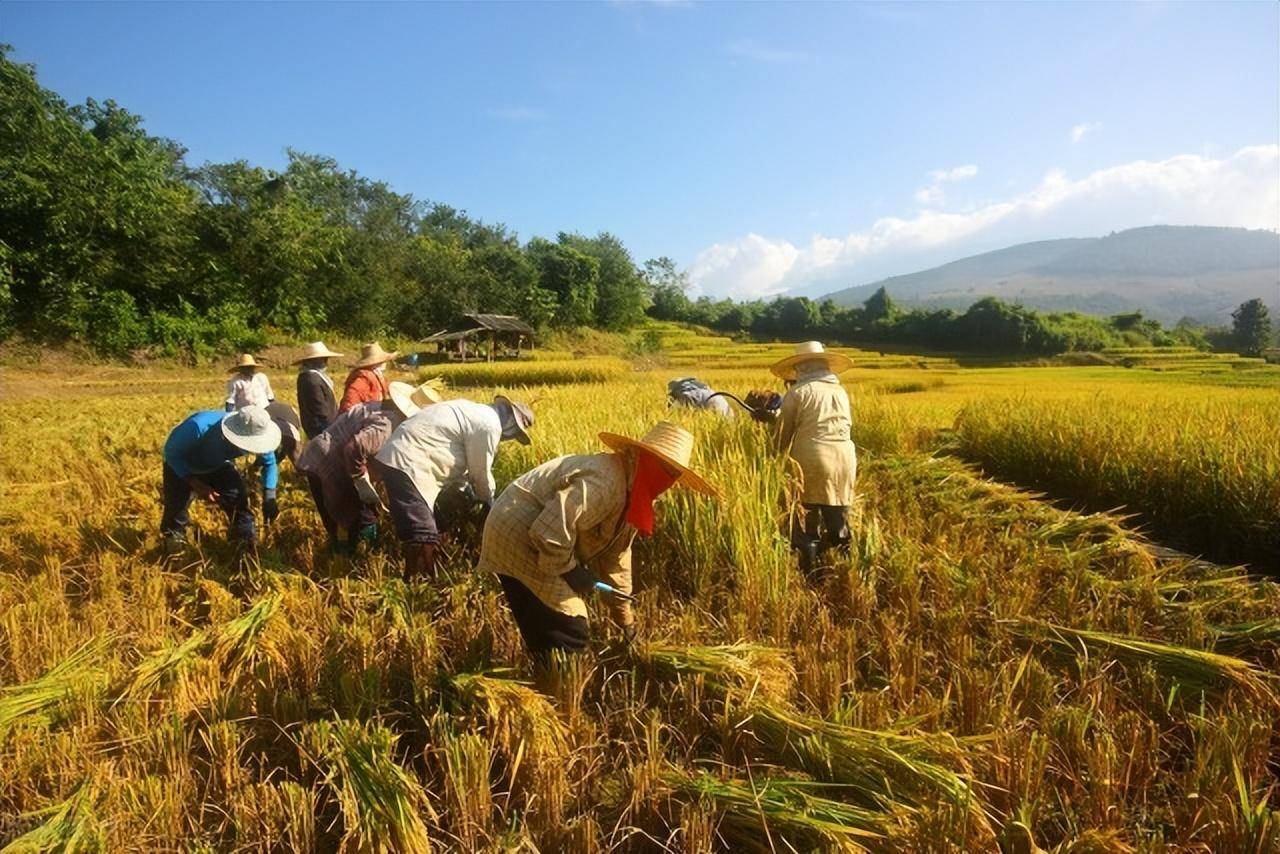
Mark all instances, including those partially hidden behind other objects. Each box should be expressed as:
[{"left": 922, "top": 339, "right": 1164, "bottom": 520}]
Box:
[{"left": 2, "top": 47, "right": 1271, "bottom": 360}]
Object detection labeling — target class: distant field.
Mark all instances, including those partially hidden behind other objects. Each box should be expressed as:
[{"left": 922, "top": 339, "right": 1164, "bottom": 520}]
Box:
[{"left": 1, "top": 327, "right": 1277, "bottom": 851}]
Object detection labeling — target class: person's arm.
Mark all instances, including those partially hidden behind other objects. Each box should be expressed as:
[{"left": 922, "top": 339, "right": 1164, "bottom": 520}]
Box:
[
  {"left": 260, "top": 373, "right": 276, "bottom": 403},
  {"left": 163, "top": 416, "right": 207, "bottom": 480},
  {"left": 775, "top": 390, "right": 798, "bottom": 454},
  {"left": 344, "top": 419, "right": 389, "bottom": 480},
  {"left": 258, "top": 450, "right": 278, "bottom": 492},
  {"left": 297, "top": 374, "right": 327, "bottom": 436},
  {"left": 224, "top": 378, "right": 238, "bottom": 412},
  {"left": 463, "top": 422, "right": 498, "bottom": 503},
  {"left": 592, "top": 543, "right": 635, "bottom": 629}
]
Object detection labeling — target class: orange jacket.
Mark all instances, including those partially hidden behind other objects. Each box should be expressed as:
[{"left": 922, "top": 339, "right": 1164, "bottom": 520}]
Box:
[{"left": 339, "top": 368, "right": 390, "bottom": 413}]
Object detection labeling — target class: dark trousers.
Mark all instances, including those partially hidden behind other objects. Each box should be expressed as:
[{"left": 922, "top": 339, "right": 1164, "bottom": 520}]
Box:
[
  {"left": 371, "top": 460, "right": 439, "bottom": 545},
  {"left": 793, "top": 504, "right": 851, "bottom": 550},
  {"left": 162, "top": 461, "right": 255, "bottom": 543},
  {"left": 305, "top": 473, "right": 338, "bottom": 538},
  {"left": 498, "top": 575, "right": 589, "bottom": 659}
]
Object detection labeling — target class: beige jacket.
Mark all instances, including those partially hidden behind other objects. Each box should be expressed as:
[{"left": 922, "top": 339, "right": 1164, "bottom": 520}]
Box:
[
  {"left": 777, "top": 376, "right": 857, "bottom": 505},
  {"left": 477, "top": 452, "right": 636, "bottom": 625}
]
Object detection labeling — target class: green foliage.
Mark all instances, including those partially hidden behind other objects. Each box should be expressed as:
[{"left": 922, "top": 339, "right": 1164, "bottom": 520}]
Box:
[
  {"left": 1231, "top": 298, "right": 1271, "bottom": 357},
  {"left": 0, "top": 50, "right": 653, "bottom": 355}
]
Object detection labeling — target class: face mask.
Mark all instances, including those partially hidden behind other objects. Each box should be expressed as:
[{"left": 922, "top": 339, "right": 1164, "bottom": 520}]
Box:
[
  {"left": 373, "top": 363, "right": 386, "bottom": 376},
  {"left": 625, "top": 451, "right": 680, "bottom": 537}
]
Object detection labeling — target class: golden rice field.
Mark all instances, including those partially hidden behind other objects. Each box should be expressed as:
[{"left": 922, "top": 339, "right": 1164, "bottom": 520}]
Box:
[{"left": 1, "top": 326, "right": 1278, "bottom": 852}]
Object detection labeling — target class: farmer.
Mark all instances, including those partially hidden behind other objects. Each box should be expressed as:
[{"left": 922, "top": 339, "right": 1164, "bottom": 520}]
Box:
[
  {"left": 372, "top": 395, "right": 534, "bottom": 580},
  {"left": 478, "top": 421, "right": 715, "bottom": 662},
  {"left": 161, "top": 405, "right": 281, "bottom": 552},
  {"left": 224, "top": 354, "right": 276, "bottom": 411},
  {"left": 340, "top": 342, "right": 397, "bottom": 413},
  {"left": 294, "top": 341, "right": 343, "bottom": 438},
  {"left": 770, "top": 341, "right": 857, "bottom": 576},
  {"left": 667, "top": 377, "right": 734, "bottom": 418},
  {"left": 296, "top": 382, "right": 442, "bottom": 552}
]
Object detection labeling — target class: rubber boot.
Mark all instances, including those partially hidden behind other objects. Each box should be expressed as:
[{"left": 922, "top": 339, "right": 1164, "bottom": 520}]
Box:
[{"left": 403, "top": 542, "right": 438, "bottom": 582}]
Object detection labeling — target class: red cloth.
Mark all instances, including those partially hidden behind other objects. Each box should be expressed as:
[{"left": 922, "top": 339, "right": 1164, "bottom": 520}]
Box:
[
  {"left": 625, "top": 450, "right": 679, "bottom": 537},
  {"left": 339, "top": 368, "right": 390, "bottom": 413}
]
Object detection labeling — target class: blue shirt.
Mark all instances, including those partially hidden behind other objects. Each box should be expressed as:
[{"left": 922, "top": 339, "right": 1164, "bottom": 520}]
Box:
[{"left": 164, "top": 410, "right": 278, "bottom": 490}]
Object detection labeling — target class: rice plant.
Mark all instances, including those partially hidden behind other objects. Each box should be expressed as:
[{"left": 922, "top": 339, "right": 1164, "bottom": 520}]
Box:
[
  {"left": 1, "top": 780, "right": 102, "bottom": 853},
  {"left": 0, "top": 637, "right": 109, "bottom": 739}
]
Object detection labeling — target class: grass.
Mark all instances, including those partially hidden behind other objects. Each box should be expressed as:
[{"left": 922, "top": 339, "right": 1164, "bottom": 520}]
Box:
[{"left": 1, "top": 329, "right": 1278, "bottom": 851}]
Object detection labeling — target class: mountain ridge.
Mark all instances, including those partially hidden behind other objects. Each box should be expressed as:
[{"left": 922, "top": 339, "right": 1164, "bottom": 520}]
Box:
[{"left": 819, "top": 226, "right": 1280, "bottom": 323}]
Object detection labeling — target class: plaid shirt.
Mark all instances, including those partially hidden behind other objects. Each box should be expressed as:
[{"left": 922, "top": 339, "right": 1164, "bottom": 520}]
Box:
[
  {"left": 477, "top": 452, "right": 636, "bottom": 625},
  {"left": 296, "top": 402, "right": 401, "bottom": 528}
]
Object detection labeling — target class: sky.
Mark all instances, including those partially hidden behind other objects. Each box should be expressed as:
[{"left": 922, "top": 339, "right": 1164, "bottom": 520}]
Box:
[{"left": 4, "top": 1, "right": 1279, "bottom": 300}]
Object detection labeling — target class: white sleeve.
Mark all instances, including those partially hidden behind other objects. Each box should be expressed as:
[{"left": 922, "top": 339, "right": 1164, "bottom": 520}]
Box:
[
  {"left": 464, "top": 422, "right": 498, "bottom": 502},
  {"left": 225, "top": 377, "right": 238, "bottom": 406},
  {"left": 260, "top": 373, "right": 275, "bottom": 402}
]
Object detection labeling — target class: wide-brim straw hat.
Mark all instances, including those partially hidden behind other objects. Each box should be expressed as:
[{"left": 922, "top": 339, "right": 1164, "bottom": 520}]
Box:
[
  {"left": 599, "top": 421, "right": 717, "bottom": 496},
  {"left": 353, "top": 342, "right": 399, "bottom": 369},
  {"left": 292, "top": 341, "right": 344, "bottom": 364},
  {"left": 387, "top": 381, "right": 444, "bottom": 418},
  {"left": 769, "top": 341, "right": 853, "bottom": 380},
  {"left": 493, "top": 395, "right": 535, "bottom": 445},
  {"left": 228, "top": 353, "right": 261, "bottom": 373},
  {"left": 221, "top": 405, "right": 282, "bottom": 456}
]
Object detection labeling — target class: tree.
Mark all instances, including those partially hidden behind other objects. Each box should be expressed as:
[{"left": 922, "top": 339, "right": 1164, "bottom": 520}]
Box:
[
  {"left": 1231, "top": 299, "right": 1272, "bottom": 357},
  {"left": 526, "top": 238, "right": 600, "bottom": 328},
  {"left": 863, "top": 287, "right": 897, "bottom": 322},
  {"left": 642, "top": 257, "right": 692, "bottom": 321},
  {"left": 558, "top": 232, "right": 646, "bottom": 330}
]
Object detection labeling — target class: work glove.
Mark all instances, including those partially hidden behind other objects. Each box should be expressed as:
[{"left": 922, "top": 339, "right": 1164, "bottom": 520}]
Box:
[
  {"left": 473, "top": 498, "right": 493, "bottom": 525},
  {"left": 225, "top": 402, "right": 235, "bottom": 412},
  {"left": 262, "top": 489, "right": 279, "bottom": 525},
  {"left": 561, "top": 565, "right": 596, "bottom": 597},
  {"left": 353, "top": 473, "right": 385, "bottom": 509},
  {"left": 621, "top": 623, "right": 638, "bottom": 646}
]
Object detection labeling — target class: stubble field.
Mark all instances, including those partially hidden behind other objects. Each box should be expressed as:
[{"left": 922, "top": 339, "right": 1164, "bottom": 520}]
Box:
[{"left": 1, "top": 326, "right": 1278, "bottom": 852}]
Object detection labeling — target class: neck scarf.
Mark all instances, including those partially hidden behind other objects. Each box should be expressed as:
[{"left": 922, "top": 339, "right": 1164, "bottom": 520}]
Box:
[
  {"left": 305, "top": 365, "right": 334, "bottom": 391},
  {"left": 794, "top": 360, "right": 838, "bottom": 386},
  {"left": 625, "top": 450, "right": 680, "bottom": 537}
]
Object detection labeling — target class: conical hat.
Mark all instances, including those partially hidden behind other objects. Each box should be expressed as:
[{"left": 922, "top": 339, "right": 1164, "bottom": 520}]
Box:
[
  {"left": 387, "top": 381, "right": 444, "bottom": 418},
  {"left": 228, "top": 353, "right": 261, "bottom": 372},
  {"left": 352, "top": 342, "right": 399, "bottom": 369},
  {"left": 221, "top": 406, "right": 282, "bottom": 456},
  {"left": 769, "top": 341, "right": 853, "bottom": 380},
  {"left": 599, "top": 421, "right": 717, "bottom": 496},
  {"left": 292, "top": 341, "right": 344, "bottom": 363}
]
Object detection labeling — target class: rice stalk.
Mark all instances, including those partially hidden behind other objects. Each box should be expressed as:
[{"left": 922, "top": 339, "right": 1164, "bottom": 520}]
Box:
[
  {"left": 663, "top": 769, "right": 893, "bottom": 852},
  {"left": 0, "top": 637, "right": 110, "bottom": 739},
  {"left": 1006, "top": 619, "right": 1279, "bottom": 705},
  {"left": 121, "top": 629, "right": 209, "bottom": 702},
  {"left": 1, "top": 779, "right": 102, "bottom": 853},
  {"left": 1210, "top": 618, "right": 1280, "bottom": 656},
  {"left": 317, "top": 718, "right": 435, "bottom": 854},
  {"left": 211, "top": 592, "right": 284, "bottom": 678},
  {"left": 638, "top": 643, "right": 795, "bottom": 704}
]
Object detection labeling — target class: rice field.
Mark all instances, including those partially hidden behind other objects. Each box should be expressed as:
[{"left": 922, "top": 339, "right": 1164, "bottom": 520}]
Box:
[{"left": 1, "top": 328, "right": 1278, "bottom": 852}]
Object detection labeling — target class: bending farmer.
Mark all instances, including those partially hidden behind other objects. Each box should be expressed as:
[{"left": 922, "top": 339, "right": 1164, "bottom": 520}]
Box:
[
  {"left": 161, "top": 406, "right": 281, "bottom": 551},
  {"left": 373, "top": 395, "right": 534, "bottom": 579},
  {"left": 478, "top": 421, "right": 716, "bottom": 662}
]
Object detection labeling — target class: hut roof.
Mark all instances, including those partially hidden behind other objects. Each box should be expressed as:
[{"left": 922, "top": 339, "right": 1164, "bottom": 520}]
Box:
[{"left": 420, "top": 313, "right": 535, "bottom": 344}]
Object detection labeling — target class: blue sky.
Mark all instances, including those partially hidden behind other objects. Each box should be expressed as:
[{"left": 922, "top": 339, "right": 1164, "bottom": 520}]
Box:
[{"left": 5, "top": 1, "right": 1278, "bottom": 298}]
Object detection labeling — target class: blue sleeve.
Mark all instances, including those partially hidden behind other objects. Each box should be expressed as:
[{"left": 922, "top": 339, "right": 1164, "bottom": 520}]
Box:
[
  {"left": 163, "top": 415, "right": 207, "bottom": 480},
  {"left": 258, "top": 451, "right": 278, "bottom": 492}
]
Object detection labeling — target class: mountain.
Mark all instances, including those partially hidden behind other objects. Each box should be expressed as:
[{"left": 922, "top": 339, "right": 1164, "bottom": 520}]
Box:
[{"left": 819, "top": 226, "right": 1280, "bottom": 324}]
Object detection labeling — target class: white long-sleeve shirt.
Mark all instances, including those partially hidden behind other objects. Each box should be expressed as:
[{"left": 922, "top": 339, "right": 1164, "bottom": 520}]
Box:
[
  {"left": 375, "top": 399, "right": 500, "bottom": 506},
  {"left": 225, "top": 372, "right": 275, "bottom": 410}
]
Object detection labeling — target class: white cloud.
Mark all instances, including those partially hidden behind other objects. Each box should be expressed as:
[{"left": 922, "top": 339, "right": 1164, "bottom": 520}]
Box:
[
  {"left": 486, "top": 106, "right": 546, "bottom": 121},
  {"left": 688, "top": 145, "right": 1280, "bottom": 299},
  {"left": 1071, "top": 121, "right": 1102, "bottom": 143},
  {"left": 913, "top": 164, "right": 979, "bottom": 206},
  {"left": 725, "top": 40, "right": 809, "bottom": 64}
]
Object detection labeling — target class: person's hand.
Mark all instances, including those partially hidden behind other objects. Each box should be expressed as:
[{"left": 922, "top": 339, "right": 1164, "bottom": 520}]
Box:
[
  {"left": 621, "top": 623, "right": 638, "bottom": 646},
  {"left": 561, "top": 565, "right": 596, "bottom": 597},
  {"left": 190, "top": 478, "right": 219, "bottom": 504},
  {"left": 262, "top": 489, "right": 279, "bottom": 525},
  {"left": 353, "top": 474, "right": 384, "bottom": 508}
]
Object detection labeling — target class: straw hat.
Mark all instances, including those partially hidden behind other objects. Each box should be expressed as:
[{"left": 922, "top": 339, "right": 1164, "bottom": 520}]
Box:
[
  {"left": 221, "top": 406, "right": 282, "bottom": 456},
  {"left": 493, "top": 395, "right": 535, "bottom": 445},
  {"left": 387, "top": 381, "right": 444, "bottom": 418},
  {"left": 769, "top": 341, "right": 853, "bottom": 380},
  {"left": 228, "top": 353, "right": 262, "bottom": 373},
  {"left": 292, "top": 341, "right": 343, "bottom": 364},
  {"left": 352, "top": 342, "right": 398, "bottom": 369},
  {"left": 599, "top": 421, "right": 717, "bottom": 496}
]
